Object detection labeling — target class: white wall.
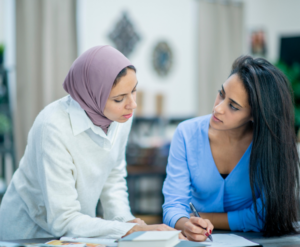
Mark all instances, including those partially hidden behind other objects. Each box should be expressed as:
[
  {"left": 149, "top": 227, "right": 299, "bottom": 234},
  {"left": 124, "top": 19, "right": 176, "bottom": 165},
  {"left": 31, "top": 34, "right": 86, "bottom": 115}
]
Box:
[
  {"left": 0, "top": 0, "right": 5, "bottom": 44},
  {"left": 77, "top": 0, "right": 199, "bottom": 118},
  {"left": 243, "top": 0, "right": 300, "bottom": 62}
]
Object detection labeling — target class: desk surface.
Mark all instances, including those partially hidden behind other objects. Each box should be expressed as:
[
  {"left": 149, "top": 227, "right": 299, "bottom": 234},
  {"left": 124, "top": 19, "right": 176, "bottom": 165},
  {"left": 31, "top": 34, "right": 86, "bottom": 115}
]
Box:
[
  {"left": 214, "top": 230, "right": 300, "bottom": 247},
  {"left": 3, "top": 232, "right": 300, "bottom": 247}
]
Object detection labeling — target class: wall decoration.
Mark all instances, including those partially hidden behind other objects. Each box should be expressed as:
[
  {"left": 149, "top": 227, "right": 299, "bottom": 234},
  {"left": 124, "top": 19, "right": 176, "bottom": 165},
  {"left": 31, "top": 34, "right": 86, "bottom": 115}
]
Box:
[
  {"left": 152, "top": 41, "right": 173, "bottom": 77},
  {"left": 108, "top": 12, "right": 141, "bottom": 57},
  {"left": 250, "top": 30, "right": 267, "bottom": 57}
]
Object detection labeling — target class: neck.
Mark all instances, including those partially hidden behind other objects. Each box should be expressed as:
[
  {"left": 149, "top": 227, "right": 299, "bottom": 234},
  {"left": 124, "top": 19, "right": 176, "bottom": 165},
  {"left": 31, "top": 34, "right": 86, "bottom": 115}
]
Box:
[{"left": 212, "top": 122, "right": 253, "bottom": 144}]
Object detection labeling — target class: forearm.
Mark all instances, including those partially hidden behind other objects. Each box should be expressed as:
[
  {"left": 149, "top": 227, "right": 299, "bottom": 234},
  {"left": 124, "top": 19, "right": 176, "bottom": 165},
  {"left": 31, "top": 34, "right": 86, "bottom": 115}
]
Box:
[{"left": 199, "top": 213, "right": 230, "bottom": 230}]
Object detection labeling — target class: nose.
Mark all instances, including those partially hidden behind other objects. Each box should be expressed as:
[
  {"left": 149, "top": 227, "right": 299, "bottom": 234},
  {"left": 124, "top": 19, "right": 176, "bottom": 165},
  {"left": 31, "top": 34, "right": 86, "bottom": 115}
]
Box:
[
  {"left": 126, "top": 94, "right": 137, "bottom": 110},
  {"left": 214, "top": 100, "right": 225, "bottom": 115}
]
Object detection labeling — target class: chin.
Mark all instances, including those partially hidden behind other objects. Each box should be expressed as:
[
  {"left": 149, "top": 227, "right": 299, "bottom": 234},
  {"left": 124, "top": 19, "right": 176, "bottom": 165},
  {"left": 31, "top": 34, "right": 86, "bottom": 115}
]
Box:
[
  {"left": 209, "top": 118, "right": 225, "bottom": 130},
  {"left": 116, "top": 118, "right": 129, "bottom": 123}
]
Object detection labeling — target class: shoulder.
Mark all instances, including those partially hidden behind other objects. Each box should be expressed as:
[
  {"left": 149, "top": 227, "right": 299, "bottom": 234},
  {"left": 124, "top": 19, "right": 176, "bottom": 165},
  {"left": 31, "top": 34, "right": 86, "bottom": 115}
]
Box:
[
  {"left": 31, "top": 96, "right": 72, "bottom": 139},
  {"left": 170, "top": 114, "right": 211, "bottom": 147},
  {"left": 177, "top": 114, "right": 211, "bottom": 136}
]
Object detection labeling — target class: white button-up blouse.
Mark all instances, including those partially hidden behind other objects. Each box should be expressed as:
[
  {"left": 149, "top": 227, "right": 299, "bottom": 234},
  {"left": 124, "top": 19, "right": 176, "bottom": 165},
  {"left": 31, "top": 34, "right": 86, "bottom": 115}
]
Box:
[{"left": 0, "top": 95, "right": 136, "bottom": 240}]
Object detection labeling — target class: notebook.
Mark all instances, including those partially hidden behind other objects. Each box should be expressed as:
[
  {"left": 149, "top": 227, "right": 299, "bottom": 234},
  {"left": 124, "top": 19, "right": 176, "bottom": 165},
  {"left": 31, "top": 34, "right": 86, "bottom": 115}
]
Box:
[{"left": 117, "top": 231, "right": 180, "bottom": 247}]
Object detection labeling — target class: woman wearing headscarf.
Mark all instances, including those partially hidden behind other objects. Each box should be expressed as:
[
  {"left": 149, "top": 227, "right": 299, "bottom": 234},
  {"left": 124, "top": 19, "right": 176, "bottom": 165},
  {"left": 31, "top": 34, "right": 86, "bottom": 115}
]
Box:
[{"left": 0, "top": 46, "right": 176, "bottom": 240}]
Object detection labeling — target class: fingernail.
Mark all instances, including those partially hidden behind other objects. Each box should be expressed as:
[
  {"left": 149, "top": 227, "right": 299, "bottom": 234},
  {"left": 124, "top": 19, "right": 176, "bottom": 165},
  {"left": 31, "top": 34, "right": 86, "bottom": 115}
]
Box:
[
  {"left": 209, "top": 229, "right": 212, "bottom": 234},
  {"left": 205, "top": 232, "right": 209, "bottom": 237}
]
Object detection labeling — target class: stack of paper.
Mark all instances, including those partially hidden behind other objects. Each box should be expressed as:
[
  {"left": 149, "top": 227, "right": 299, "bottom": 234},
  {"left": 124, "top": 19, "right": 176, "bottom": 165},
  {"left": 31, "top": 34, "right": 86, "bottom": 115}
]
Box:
[{"left": 118, "top": 231, "right": 180, "bottom": 247}]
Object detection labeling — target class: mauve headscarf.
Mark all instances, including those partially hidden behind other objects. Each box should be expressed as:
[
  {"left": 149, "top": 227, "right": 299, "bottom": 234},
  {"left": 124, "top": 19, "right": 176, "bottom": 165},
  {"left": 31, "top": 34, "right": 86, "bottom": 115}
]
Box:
[{"left": 63, "top": 45, "right": 132, "bottom": 134}]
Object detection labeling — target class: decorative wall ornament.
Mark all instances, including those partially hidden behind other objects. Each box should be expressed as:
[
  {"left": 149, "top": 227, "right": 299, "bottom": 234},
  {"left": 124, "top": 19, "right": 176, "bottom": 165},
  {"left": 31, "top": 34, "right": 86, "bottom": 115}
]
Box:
[
  {"left": 250, "top": 29, "right": 267, "bottom": 57},
  {"left": 152, "top": 41, "right": 173, "bottom": 77},
  {"left": 108, "top": 12, "right": 141, "bottom": 57}
]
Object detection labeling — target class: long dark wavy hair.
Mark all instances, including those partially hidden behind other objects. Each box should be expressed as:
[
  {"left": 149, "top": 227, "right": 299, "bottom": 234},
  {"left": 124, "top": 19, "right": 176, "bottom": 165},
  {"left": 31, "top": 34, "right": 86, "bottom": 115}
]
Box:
[{"left": 230, "top": 56, "right": 300, "bottom": 237}]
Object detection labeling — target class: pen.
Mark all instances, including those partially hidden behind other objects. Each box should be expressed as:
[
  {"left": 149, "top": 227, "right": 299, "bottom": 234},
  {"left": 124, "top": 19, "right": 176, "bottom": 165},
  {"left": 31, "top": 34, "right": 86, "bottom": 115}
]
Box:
[{"left": 189, "top": 202, "right": 213, "bottom": 242}]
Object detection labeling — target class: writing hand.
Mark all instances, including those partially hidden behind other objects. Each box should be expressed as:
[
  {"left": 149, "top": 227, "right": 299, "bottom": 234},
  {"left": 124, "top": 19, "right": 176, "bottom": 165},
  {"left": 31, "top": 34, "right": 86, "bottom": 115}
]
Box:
[{"left": 182, "top": 217, "right": 213, "bottom": 242}]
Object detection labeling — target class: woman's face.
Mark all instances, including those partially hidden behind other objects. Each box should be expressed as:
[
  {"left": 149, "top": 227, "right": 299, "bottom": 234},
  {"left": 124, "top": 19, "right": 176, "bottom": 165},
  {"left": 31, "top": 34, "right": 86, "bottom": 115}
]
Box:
[
  {"left": 210, "top": 73, "right": 253, "bottom": 131},
  {"left": 103, "top": 69, "right": 138, "bottom": 123}
]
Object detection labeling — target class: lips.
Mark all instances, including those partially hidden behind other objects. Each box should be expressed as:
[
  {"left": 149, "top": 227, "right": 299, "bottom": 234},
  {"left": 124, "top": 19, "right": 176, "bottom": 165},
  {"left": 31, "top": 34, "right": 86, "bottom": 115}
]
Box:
[
  {"left": 123, "top": 113, "right": 133, "bottom": 119},
  {"left": 212, "top": 114, "right": 222, "bottom": 122}
]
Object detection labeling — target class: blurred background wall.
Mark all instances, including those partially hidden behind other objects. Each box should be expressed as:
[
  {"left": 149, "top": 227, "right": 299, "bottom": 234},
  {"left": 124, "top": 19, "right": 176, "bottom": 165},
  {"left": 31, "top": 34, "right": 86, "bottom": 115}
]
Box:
[
  {"left": 244, "top": 0, "right": 300, "bottom": 62},
  {"left": 14, "top": 0, "right": 77, "bottom": 163},
  {"left": 0, "top": 0, "right": 300, "bottom": 223},
  {"left": 0, "top": 0, "right": 4, "bottom": 45},
  {"left": 78, "top": 0, "right": 199, "bottom": 118}
]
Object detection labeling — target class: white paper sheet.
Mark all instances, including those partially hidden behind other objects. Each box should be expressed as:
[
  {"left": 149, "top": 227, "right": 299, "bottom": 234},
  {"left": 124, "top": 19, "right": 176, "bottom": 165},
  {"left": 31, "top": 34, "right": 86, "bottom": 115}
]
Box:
[
  {"left": 60, "top": 237, "right": 118, "bottom": 247},
  {"left": 133, "top": 231, "right": 180, "bottom": 241},
  {"left": 203, "top": 234, "right": 259, "bottom": 247}
]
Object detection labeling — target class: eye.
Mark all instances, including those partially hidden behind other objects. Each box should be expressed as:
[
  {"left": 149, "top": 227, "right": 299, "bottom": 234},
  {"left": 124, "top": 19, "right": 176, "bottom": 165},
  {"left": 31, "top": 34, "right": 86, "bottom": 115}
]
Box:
[
  {"left": 218, "top": 90, "right": 224, "bottom": 98},
  {"left": 114, "top": 98, "right": 124, "bottom": 103},
  {"left": 230, "top": 104, "right": 239, "bottom": 111}
]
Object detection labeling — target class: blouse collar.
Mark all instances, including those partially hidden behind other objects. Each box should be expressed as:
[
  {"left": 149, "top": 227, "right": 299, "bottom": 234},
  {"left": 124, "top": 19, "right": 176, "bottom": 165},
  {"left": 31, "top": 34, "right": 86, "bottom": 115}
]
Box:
[{"left": 67, "top": 96, "right": 118, "bottom": 141}]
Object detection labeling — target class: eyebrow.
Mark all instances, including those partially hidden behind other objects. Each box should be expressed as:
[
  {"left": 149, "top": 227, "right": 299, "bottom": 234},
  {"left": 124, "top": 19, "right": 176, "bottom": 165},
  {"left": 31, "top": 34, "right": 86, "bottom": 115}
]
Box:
[
  {"left": 111, "top": 82, "right": 138, "bottom": 99},
  {"left": 221, "top": 85, "right": 243, "bottom": 108}
]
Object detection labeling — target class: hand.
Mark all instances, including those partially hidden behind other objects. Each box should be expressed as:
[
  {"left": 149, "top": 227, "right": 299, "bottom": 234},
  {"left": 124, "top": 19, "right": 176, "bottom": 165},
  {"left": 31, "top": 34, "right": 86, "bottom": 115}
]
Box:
[
  {"left": 124, "top": 224, "right": 181, "bottom": 237},
  {"left": 182, "top": 217, "right": 213, "bottom": 242},
  {"left": 126, "top": 218, "right": 147, "bottom": 226}
]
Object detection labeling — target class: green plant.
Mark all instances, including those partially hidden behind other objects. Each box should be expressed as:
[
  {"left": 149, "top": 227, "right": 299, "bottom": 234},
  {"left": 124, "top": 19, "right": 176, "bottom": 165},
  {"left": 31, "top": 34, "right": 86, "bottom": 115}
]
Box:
[
  {"left": 0, "top": 44, "right": 4, "bottom": 65},
  {"left": 0, "top": 114, "right": 10, "bottom": 134},
  {"left": 275, "top": 61, "right": 300, "bottom": 128}
]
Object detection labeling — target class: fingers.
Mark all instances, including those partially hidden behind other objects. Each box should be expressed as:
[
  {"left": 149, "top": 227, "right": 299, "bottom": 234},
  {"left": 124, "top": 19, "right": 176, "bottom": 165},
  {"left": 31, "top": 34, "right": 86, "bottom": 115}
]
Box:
[
  {"left": 156, "top": 224, "right": 177, "bottom": 231},
  {"left": 190, "top": 217, "right": 208, "bottom": 228},
  {"left": 205, "top": 219, "right": 214, "bottom": 235},
  {"left": 183, "top": 217, "right": 213, "bottom": 242},
  {"left": 145, "top": 224, "right": 178, "bottom": 232},
  {"left": 140, "top": 220, "right": 147, "bottom": 226},
  {"left": 134, "top": 218, "right": 147, "bottom": 225},
  {"left": 190, "top": 217, "right": 213, "bottom": 234},
  {"left": 184, "top": 231, "right": 208, "bottom": 242},
  {"left": 127, "top": 218, "right": 147, "bottom": 225},
  {"left": 185, "top": 218, "right": 206, "bottom": 234}
]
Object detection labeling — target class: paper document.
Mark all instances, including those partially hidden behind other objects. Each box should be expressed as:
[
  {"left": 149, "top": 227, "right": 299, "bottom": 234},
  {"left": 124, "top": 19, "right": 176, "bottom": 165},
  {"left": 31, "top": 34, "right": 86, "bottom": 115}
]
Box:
[
  {"left": 0, "top": 242, "right": 23, "bottom": 247},
  {"left": 132, "top": 231, "right": 180, "bottom": 241},
  {"left": 203, "top": 234, "right": 259, "bottom": 247},
  {"left": 60, "top": 237, "right": 117, "bottom": 247},
  {"left": 46, "top": 240, "right": 86, "bottom": 247}
]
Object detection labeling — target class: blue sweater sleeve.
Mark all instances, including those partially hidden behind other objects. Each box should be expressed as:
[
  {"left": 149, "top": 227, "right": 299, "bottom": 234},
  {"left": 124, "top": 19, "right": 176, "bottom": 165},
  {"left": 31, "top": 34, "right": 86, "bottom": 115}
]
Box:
[
  {"left": 228, "top": 197, "right": 264, "bottom": 232},
  {"left": 162, "top": 125, "right": 192, "bottom": 228}
]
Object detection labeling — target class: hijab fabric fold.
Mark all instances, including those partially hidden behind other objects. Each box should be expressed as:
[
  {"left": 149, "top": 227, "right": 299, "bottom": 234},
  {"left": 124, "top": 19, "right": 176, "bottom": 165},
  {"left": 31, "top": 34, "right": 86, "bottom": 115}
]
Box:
[{"left": 63, "top": 45, "right": 132, "bottom": 134}]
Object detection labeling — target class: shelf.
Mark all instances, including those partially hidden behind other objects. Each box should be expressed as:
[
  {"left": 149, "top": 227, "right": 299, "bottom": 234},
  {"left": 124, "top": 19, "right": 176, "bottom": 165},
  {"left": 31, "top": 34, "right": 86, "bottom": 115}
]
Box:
[
  {"left": 0, "top": 67, "right": 16, "bottom": 180},
  {"left": 127, "top": 165, "right": 166, "bottom": 176}
]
